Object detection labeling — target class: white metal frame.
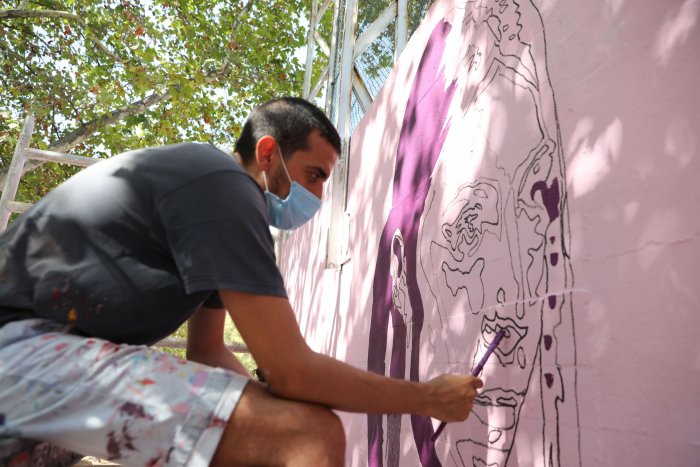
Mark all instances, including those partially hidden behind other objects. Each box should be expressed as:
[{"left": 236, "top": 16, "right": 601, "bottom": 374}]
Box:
[
  {"left": 0, "top": 115, "right": 99, "bottom": 231},
  {"left": 301, "top": 0, "right": 408, "bottom": 269}
]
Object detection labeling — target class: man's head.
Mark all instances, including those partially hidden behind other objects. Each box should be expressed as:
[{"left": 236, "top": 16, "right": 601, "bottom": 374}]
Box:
[
  {"left": 235, "top": 97, "right": 340, "bottom": 201},
  {"left": 234, "top": 97, "right": 340, "bottom": 230},
  {"left": 235, "top": 97, "right": 340, "bottom": 166}
]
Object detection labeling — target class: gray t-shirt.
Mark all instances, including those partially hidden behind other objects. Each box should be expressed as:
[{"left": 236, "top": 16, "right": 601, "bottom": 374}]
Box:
[{"left": 0, "top": 142, "right": 286, "bottom": 345}]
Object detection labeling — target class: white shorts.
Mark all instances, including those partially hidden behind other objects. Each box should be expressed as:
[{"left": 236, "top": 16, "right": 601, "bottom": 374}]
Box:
[{"left": 0, "top": 319, "right": 249, "bottom": 466}]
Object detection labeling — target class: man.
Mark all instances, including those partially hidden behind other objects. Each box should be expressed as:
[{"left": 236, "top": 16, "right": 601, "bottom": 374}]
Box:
[{"left": 0, "top": 97, "right": 482, "bottom": 466}]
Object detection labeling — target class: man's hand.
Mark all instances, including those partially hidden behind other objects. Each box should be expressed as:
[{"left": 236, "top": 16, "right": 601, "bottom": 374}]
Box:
[{"left": 423, "top": 374, "right": 483, "bottom": 422}]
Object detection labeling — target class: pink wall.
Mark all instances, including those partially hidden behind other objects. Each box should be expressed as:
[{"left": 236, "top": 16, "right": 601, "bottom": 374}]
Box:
[{"left": 279, "top": 1, "right": 700, "bottom": 465}]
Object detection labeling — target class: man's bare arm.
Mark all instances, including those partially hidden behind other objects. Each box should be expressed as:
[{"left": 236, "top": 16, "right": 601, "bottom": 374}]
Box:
[
  {"left": 187, "top": 304, "right": 250, "bottom": 377},
  {"left": 221, "top": 290, "right": 482, "bottom": 421}
]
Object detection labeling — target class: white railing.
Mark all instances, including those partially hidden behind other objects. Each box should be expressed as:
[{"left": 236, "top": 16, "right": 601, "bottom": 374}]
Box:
[{"left": 0, "top": 115, "right": 100, "bottom": 230}]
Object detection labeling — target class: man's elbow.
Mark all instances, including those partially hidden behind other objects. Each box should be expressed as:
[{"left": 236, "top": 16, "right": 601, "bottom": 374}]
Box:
[{"left": 258, "top": 357, "right": 316, "bottom": 400}]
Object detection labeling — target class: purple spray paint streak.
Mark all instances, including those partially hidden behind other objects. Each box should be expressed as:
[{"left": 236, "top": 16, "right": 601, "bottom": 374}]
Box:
[
  {"left": 367, "top": 19, "right": 457, "bottom": 467},
  {"left": 532, "top": 177, "right": 561, "bottom": 390}
]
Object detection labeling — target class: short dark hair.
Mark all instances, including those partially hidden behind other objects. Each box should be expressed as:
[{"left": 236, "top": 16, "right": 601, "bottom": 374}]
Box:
[{"left": 234, "top": 97, "right": 341, "bottom": 164}]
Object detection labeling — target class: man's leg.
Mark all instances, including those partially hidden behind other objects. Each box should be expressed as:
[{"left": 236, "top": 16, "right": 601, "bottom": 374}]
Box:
[
  {"left": 0, "top": 319, "right": 247, "bottom": 466},
  {"left": 0, "top": 318, "right": 346, "bottom": 466},
  {"left": 212, "top": 382, "right": 346, "bottom": 466}
]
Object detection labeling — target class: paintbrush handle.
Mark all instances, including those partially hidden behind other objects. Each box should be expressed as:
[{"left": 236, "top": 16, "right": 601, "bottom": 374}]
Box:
[{"left": 431, "top": 329, "right": 506, "bottom": 442}]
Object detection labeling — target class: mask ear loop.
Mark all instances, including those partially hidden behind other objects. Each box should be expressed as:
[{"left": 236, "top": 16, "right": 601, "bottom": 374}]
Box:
[
  {"left": 277, "top": 147, "right": 293, "bottom": 183},
  {"left": 262, "top": 144, "right": 292, "bottom": 193}
]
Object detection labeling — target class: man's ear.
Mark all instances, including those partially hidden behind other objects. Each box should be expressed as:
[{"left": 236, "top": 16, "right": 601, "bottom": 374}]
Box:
[{"left": 255, "top": 135, "right": 279, "bottom": 171}]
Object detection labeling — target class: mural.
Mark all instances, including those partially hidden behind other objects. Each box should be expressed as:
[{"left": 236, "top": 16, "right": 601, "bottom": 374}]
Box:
[
  {"left": 366, "top": 18, "right": 456, "bottom": 467},
  {"left": 366, "top": 1, "right": 579, "bottom": 466},
  {"left": 280, "top": 0, "right": 700, "bottom": 465}
]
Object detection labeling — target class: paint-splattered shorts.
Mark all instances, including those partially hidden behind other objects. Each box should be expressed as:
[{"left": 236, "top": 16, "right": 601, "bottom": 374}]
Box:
[{"left": 0, "top": 319, "right": 249, "bottom": 466}]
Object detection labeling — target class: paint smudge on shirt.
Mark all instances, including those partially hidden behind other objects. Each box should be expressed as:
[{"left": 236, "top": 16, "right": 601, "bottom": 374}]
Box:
[
  {"left": 106, "top": 425, "right": 137, "bottom": 460},
  {"left": 207, "top": 416, "right": 227, "bottom": 429},
  {"left": 146, "top": 447, "right": 174, "bottom": 467},
  {"left": 188, "top": 371, "right": 208, "bottom": 391},
  {"left": 96, "top": 342, "right": 121, "bottom": 360},
  {"left": 172, "top": 403, "right": 190, "bottom": 415},
  {"left": 119, "top": 402, "right": 153, "bottom": 420}
]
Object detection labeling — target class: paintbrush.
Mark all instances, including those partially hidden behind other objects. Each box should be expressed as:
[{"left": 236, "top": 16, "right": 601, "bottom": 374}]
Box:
[{"left": 431, "top": 328, "right": 506, "bottom": 442}]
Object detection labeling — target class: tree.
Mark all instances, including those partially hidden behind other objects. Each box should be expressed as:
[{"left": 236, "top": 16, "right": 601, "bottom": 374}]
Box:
[
  {"left": 354, "top": 0, "right": 435, "bottom": 81},
  {"left": 0, "top": 0, "right": 307, "bottom": 203}
]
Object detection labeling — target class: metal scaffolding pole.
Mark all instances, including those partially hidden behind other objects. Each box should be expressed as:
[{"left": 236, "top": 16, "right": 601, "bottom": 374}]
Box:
[{"left": 301, "top": 0, "right": 410, "bottom": 269}]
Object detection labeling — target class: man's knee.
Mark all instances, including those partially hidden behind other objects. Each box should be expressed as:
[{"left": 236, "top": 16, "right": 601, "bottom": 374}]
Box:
[
  {"left": 319, "top": 407, "right": 346, "bottom": 453},
  {"left": 297, "top": 404, "right": 346, "bottom": 462},
  {"left": 213, "top": 383, "right": 346, "bottom": 465}
]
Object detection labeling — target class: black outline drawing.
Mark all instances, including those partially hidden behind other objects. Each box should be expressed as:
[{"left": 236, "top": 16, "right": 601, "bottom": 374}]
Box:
[
  {"left": 416, "top": 1, "right": 580, "bottom": 466},
  {"left": 365, "top": 1, "right": 580, "bottom": 465}
]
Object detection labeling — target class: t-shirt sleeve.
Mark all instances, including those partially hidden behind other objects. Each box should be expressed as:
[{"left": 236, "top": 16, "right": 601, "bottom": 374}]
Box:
[{"left": 157, "top": 170, "right": 287, "bottom": 298}]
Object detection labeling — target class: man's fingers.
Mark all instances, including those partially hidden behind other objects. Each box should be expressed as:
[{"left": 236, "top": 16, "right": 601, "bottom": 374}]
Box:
[{"left": 472, "top": 377, "right": 484, "bottom": 389}]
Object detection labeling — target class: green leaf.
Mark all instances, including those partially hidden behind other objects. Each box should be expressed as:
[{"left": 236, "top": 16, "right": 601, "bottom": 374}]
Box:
[{"left": 1, "top": 0, "right": 313, "bottom": 197}]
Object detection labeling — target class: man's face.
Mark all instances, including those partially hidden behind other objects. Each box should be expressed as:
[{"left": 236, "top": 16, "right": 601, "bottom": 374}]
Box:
[{"left": 271, "top": 130, "right": 337, "bottom": 200}]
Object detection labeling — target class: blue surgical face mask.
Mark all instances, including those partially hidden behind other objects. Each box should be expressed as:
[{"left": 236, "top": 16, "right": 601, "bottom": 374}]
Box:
[{"left": 263, "top": 150, "right": 322, "bottom": 230}]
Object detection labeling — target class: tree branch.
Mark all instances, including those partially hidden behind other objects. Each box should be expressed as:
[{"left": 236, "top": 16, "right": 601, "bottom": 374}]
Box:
[
  {"left": 49, "top": 91, "right": 173, "bottom": 153},
  {"left": 0, "top": 9, "right": 80, "bottom": 21},
  {"left": 0, "top": 9, "right": 128, "bottom": 63},
  {"left": 221, "top": 0, "right": 255, "bottom": 69},
  {"left": 2, "top": 1, "right": 257, "bottom": 184},
  {"left": 16, "top": 89, "right": 174, "bottom": 175}
]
